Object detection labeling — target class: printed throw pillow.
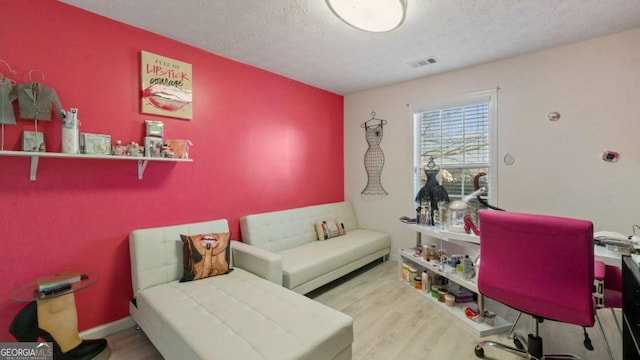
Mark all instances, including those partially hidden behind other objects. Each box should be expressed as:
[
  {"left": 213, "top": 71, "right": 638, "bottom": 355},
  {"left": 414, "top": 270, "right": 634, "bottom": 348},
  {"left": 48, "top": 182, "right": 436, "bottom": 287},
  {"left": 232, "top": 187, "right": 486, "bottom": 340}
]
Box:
[
  {"left": 315, "top": 219, "right": 347, "bottom": 241},
  {"left": 180, "top": 232, "right": 232, "bottom": 282}
]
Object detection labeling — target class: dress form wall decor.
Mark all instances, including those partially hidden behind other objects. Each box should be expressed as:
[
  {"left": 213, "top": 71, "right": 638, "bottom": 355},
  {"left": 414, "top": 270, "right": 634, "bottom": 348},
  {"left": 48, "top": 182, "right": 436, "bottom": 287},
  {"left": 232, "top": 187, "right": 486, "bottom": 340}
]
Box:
[{"left": 361, "top": 112, "right": 388, "bottom": 199}]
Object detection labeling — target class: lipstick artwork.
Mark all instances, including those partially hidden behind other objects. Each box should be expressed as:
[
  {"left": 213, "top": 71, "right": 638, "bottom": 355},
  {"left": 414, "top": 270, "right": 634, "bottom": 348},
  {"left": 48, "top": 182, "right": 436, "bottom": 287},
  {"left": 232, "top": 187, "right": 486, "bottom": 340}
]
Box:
[{"left": 141, "top": 51, "right": 193, "bottom": 120}]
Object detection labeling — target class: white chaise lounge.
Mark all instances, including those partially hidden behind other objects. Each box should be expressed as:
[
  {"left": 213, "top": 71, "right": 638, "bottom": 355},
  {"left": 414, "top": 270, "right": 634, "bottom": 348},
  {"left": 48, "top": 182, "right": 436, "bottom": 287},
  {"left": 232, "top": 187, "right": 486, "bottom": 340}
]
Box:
[{"left": 129, "top": 219, "right": 353, "bottom": 360}]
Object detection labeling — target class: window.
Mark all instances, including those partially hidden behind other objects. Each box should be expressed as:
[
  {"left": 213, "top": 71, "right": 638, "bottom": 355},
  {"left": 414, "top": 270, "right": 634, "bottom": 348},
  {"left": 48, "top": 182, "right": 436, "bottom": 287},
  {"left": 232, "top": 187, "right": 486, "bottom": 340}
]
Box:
[{"left": 412, "top": 90, "right": 497, "bottom": 205}]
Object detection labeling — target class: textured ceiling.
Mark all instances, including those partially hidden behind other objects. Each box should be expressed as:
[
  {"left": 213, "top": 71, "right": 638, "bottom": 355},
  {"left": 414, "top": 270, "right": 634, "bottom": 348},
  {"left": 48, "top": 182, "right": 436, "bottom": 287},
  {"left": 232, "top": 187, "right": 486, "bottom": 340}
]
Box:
[{"left": 60, "top": 0, "right": 640, "bottom": 95}]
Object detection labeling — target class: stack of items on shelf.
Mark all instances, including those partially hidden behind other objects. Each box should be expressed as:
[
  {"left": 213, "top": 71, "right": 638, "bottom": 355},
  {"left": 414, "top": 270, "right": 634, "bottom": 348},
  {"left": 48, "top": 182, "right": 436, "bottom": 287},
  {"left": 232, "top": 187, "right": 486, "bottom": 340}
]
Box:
[
  {"left": 142, "top": 120, "right": 191, "bottom": 159},
  {"left": 401, "top": 247, "right": 483, "bottom": 319},
  {"left": 410, "top": 244, "right": 477, "bottom": 281},
  {"left": 400, "top": 263, "right": 418, "bottom": 286},
  {"left": 449, "top": 286, "right": 474, "bottom": 303},
  {"left": 143, "top": 120, "right": 165, "bottom": 158},
  {"left": 35, "top": 270, "right": 86, "bottom": 296}
]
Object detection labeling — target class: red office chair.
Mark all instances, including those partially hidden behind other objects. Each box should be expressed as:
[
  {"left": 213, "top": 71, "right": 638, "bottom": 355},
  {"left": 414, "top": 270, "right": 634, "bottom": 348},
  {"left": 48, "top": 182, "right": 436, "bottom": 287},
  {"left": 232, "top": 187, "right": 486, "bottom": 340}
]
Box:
[{"left": 474, "top": 210, "right": 614, "bottom": 359}]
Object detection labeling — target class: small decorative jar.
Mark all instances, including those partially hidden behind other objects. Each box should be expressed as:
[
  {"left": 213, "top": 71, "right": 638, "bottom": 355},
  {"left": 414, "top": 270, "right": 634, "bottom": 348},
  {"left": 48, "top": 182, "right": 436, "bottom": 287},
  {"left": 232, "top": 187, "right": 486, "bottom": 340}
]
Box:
[
  {"left": 408, "top": 267, "right": 417, "bottom": 286},
  {"left": 126, "top": 142, "right": 143, "bottom": 157},
  {"left": 428, "top": 244, "right": 437, "bottom": 261},
  {"left": 438, "top": 288, "right": 448, "bottom": 303},
  {"left": 445, "top": 294, "right": 455, "bottom": 307},
  {"left": 446, "top": 200, "right": 469, "bottom": 233},
  {"left": 431, "top": 285, "right": 439, "bottom": 298},
  {"left": 112, "top": 140, "right": 126, "bottom": 156},
  {"left": 162, "top": 143, "right": 174, "bottom": 158},
  {"left": 401, "top": 264, "right": 409, "bottom": 283}
]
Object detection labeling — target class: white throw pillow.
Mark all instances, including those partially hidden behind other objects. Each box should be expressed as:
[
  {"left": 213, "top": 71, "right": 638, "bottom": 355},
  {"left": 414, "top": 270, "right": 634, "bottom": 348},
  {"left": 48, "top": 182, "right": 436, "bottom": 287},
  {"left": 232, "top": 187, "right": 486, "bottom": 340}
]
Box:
[{"left": 315, "top": 219, "right": 346, "bottom": 240}]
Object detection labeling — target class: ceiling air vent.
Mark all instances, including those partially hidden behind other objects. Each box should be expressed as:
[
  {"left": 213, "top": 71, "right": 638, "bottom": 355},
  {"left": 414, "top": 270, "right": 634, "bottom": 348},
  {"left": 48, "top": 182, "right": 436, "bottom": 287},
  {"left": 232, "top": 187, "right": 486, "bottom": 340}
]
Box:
[{"left": 408, "top": 57, "right": 437, "bottom": 68}]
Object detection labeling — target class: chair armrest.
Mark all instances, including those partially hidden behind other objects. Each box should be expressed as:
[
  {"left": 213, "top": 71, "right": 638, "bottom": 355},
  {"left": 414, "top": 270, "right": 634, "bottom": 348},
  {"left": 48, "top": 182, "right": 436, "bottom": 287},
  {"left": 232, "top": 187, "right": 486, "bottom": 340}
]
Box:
[{"left": 231, "top": 241, "right": 283, "bottom": 286}]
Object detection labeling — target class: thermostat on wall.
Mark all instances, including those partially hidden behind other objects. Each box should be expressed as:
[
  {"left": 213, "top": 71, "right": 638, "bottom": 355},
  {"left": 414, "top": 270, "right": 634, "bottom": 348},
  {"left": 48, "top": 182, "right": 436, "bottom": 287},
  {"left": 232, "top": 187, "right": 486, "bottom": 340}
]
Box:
[{"left": 602, "top": 150, "right": 619, "bottom": 162}]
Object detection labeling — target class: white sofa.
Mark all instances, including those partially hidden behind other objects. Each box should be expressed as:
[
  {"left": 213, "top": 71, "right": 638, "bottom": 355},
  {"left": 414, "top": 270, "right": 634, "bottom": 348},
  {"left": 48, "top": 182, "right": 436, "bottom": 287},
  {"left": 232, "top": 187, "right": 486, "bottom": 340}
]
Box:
[
  {"left": 240, "top": 201, "right": 391, "bottom": 294},
  {"left": 129, "top": 219, "right": 353, "bottom": 360}
]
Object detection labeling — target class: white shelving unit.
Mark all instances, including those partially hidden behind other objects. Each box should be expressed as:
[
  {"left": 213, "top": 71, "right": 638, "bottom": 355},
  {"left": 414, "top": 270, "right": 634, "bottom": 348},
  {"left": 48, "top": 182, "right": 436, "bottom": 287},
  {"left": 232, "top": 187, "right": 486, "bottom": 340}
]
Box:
[
  {"left": 400, "top": 248, "right": 478, "bottom": 292},
  {"left": 400, "top": 223, "right": 513, "bottom": 337},
  {"left": 0, "top": 150, "right": 192, "bottom": 181},
  {"left": 399, "top": 249, "right": 511, "bottom": 337},
  {"left": 406, "top": 223, "right": 480, "bottom": 246}
]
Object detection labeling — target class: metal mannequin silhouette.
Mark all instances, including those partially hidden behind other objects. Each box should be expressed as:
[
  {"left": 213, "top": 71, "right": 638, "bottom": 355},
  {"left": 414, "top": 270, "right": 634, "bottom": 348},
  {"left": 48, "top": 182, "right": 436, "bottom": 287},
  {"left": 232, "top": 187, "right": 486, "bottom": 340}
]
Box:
[{"left": 361, "top": 112, "right": 388, "bottom": 199}]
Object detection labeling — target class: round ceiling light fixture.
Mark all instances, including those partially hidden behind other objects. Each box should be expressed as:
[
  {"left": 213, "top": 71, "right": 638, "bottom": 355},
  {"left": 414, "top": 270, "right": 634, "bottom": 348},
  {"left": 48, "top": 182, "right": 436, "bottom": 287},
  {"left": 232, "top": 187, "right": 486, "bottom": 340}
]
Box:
[{"left": 326, "top": 0, "right": 407, "bottom": 33}]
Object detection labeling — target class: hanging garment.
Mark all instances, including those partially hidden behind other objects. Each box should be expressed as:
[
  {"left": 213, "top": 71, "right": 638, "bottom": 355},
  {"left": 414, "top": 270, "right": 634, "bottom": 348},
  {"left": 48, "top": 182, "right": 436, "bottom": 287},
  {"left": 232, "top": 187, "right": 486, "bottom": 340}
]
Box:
[
  {"left": 0, "top": 78, "right": 17, "bottom": 124},
  {"left": 11, "top": 82, "right": 64, "bottom": 121}
]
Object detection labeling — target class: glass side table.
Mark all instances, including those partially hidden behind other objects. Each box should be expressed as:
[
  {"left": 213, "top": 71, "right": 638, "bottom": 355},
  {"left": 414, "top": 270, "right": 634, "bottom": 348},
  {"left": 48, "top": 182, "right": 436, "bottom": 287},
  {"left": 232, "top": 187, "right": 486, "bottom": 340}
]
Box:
[
  {"left": 10, "top": 272, "right": 111, "bottom": 359},
  {"left": 11, "top": 273, "right": 98, "bottom": 302}
]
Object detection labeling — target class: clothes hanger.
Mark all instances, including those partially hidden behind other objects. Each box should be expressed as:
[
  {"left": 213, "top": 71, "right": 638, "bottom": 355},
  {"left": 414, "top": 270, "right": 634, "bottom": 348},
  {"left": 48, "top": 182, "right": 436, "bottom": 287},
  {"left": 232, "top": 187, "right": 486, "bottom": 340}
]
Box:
[
  {"left": 28, "top": 69, "right": 45, "bottom": 83},
  {"left": 0, "top": 59, "right": 17, "bottom": 86},
  {"left": 425, "top": 156, "right": 438, "bottom": 170},
  {"left": 360, "top": 111, "right": 388, "bottom": 128},
  {"left": 1, "top": 60, "right": 18, "bottom": 150}
]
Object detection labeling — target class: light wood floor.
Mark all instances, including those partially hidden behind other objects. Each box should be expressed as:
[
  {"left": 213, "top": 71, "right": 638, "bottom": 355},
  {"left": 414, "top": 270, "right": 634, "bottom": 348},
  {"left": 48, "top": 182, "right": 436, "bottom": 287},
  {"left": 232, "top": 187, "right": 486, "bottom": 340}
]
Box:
[{"left": 105, "top": 260, "right": 623, "bottom": 359}]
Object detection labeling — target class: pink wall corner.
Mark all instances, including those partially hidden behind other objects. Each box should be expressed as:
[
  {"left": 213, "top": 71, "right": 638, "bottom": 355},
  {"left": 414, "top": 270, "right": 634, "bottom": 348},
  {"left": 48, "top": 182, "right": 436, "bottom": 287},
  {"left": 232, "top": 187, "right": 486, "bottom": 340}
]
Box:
[{"left": 0, "top": 0, "right": 344, "bottom": 341}]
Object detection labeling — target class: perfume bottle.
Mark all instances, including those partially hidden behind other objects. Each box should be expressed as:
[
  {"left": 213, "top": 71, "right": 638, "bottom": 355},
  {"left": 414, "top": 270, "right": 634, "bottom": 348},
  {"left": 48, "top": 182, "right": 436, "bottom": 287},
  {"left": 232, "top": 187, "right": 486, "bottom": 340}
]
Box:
[
  {"left": 420, "top": 203, "right": 429, "bottom": 225},
  {"left": 61, "top": 108, "right": 79, "bottom": 154}
]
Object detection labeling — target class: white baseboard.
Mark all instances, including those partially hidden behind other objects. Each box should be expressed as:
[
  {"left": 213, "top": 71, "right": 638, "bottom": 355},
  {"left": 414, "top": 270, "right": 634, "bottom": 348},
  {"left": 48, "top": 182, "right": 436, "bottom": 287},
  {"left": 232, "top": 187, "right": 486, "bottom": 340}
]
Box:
[
  {"left": 79, "top": 316, "right": 136, "bottom": 339},
  {"left": 389, "top": 253, "right": 400, "bottom": 262}
]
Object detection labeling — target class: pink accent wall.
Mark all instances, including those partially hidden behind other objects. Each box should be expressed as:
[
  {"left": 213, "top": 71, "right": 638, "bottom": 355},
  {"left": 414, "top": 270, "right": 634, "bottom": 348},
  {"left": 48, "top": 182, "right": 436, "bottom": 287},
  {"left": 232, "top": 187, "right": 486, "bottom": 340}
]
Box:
[{"left": 0, "top": 1, "right": 343, "bottom": 340}]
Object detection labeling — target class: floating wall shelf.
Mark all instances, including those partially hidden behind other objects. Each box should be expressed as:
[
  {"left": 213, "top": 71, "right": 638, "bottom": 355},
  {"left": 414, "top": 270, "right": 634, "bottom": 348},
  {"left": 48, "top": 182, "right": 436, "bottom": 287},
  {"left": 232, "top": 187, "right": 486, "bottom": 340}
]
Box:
[{"left": 0, "top": 150, "right": 192, "bottom": 181}]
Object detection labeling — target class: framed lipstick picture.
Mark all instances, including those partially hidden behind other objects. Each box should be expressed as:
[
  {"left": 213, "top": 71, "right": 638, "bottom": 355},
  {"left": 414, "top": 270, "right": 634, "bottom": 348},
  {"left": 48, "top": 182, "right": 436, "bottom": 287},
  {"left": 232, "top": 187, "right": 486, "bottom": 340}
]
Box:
[{"left": 141, "top": 51, "right": 193, "bottom": 120}]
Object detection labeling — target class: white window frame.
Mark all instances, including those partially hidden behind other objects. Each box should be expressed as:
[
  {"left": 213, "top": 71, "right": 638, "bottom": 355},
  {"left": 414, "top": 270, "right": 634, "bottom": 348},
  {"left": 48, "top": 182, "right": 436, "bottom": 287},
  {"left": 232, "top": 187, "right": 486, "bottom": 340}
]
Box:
[{"left": 411, "top": 89, "right": 498, "bottom": 206}]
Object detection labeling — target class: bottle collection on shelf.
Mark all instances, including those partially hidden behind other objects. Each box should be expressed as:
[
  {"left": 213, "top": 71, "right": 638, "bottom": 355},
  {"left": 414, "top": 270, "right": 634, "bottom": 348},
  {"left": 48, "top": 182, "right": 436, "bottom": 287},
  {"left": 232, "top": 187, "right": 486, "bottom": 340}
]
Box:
[
  {"left": 0, "top": 64, "right": 191, "bottom": 159},
  {"left": 401, "top": 245, "right": 493, "bottom": 324},
  {"left": 14, "top": 107, "right": 191, "bottom": 159},
  {"left": 71, "top": 118, "right": 191, "bottom": 159},
  {"left": 410, "top": 244, "right": 476, "bottom": 280}
]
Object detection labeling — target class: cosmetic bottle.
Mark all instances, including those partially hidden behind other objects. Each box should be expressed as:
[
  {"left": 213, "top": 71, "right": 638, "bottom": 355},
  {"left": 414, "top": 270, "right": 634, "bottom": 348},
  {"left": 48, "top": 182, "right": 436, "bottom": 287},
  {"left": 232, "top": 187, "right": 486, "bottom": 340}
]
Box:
[{"left": 62, "top": 108, "right": 79, "bottom": 154}]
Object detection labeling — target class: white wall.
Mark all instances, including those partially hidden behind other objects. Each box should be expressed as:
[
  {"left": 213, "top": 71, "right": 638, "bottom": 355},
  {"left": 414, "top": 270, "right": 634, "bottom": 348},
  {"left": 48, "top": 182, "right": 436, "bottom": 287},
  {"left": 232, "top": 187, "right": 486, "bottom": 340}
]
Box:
[{"left": 345, "top": 28, "right": 640, "bottom": 256}]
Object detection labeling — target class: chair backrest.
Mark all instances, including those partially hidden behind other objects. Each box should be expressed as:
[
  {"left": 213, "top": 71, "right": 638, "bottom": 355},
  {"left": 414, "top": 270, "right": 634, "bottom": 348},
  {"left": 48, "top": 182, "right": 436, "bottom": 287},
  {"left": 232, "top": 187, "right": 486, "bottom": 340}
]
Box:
[{"left": 478, "top": 210, "right": 595, "bottom": 327}]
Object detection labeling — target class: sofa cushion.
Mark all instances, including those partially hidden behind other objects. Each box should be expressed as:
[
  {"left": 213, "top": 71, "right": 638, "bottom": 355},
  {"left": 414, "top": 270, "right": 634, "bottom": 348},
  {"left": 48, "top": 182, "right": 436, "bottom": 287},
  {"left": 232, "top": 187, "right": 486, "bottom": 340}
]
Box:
[
  {"left": 180, "top": 232, "right": 231, "bottom": 282},
  {"left": 277, "top": 229, "right": 390, "bottom": 289},
  {"left": 135, "top": 268, "right": 353, "bottom": 360}
]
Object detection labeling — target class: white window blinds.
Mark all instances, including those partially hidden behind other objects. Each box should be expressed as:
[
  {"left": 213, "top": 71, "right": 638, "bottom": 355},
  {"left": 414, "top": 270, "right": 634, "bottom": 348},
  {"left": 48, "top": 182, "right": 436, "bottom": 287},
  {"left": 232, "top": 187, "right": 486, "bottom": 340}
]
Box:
[{"left": 413, "top": 91, "right": 496, "bottom": 202}]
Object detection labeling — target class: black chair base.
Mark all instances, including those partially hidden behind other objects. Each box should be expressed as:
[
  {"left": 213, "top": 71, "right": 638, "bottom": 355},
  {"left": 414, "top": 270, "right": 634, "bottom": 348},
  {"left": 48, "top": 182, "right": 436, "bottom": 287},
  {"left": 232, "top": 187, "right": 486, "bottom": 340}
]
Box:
[
  {"left": 475, "top": 339, "right": 587, "bottom": 359},
  {"left": 474, "top": 311, "right": 614, "bottom": 360}
]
